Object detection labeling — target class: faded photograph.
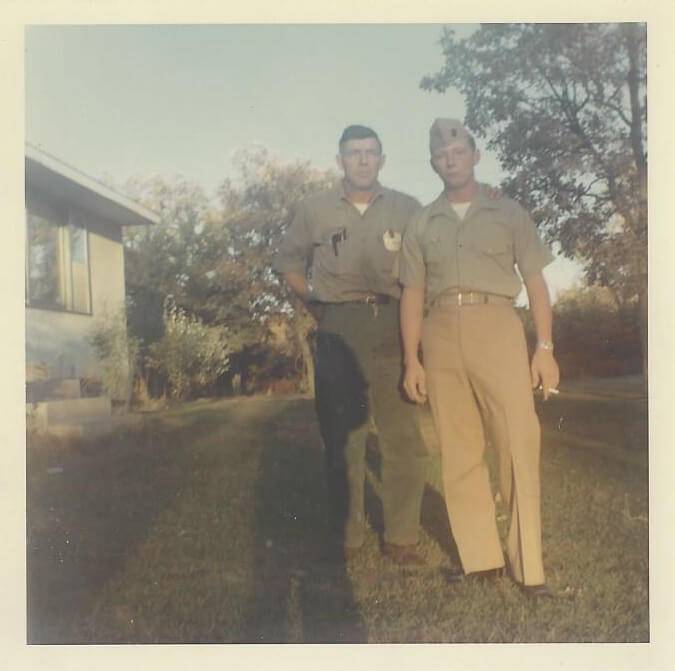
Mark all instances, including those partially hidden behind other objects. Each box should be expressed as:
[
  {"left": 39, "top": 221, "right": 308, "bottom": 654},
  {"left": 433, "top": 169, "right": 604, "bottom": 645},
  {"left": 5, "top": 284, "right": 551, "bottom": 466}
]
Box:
[{"left": 25, "top": 24, "right": 647, "bottom": 644}]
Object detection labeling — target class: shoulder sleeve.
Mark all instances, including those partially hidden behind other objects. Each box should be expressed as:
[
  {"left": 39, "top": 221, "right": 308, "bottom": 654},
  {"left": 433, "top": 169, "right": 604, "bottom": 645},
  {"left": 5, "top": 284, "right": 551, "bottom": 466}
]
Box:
[
  {"left": 389, "top": 191, "right": 421, "bottom": 229},
  {"left": 512, "top": 202, "right": 555, "bottom": 280},
  {"left": 404, "top": 194, "right": 422, "bottom": 215},
  {"left": 398, "top": 212, "right": 427, "bottom": 289},
  {"left": 273, "top": 200, "right": 314, "bottom": 275}
]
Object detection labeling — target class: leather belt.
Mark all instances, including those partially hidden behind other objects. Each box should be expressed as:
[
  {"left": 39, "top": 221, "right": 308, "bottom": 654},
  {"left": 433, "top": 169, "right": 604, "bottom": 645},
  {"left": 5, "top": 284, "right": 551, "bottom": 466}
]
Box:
[
  {"left": 320, "top": 294, "right": 394, "bottom": 306},
  {"left": 434, "top": 291, "right": 513, "bottom": 307},
  {"left": 324, "top": 293, "right": 393, "bottom": 317},
  {"left": 362, "top": 293, "right": 392, "bottom": 305}
]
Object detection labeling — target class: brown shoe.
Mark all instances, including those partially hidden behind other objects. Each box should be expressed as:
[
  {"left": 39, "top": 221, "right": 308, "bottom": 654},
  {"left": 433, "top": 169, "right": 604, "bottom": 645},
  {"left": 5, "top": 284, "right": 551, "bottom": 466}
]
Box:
[
  {"left": 442, "top": 565, "right": 505, "bottom": 585},
  {"left": 467, "top": 566, "right": 506, "bottom": 581},
  {"left": 382, "top": 542, "right": 426, "bottom": 567},
  {"left": 517, "top": 582, "right": 555, "bottom": 599}
]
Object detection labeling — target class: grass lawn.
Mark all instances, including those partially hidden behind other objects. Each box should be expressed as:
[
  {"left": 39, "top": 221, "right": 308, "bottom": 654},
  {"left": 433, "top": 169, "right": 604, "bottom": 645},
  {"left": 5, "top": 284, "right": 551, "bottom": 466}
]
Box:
[{"left": 26, "top": 382, "right": 648, "bottom": 644}]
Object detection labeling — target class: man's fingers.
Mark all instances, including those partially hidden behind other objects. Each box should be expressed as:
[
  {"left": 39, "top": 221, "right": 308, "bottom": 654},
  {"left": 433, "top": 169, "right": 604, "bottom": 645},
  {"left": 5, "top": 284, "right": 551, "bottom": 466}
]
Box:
[
  {"left": 404, "top": 378, "right": 421, "bottom": 403},
  {"left": 404, "top": 369, "right": 428, "bottom": 404},
  {"left": 412, "top": 381, "right": 427, "bottom": 404}
]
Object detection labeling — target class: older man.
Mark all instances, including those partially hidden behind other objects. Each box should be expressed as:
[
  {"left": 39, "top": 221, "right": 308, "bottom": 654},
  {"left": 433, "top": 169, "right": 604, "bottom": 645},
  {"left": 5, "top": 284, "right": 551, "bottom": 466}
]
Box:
[
  {"left": 274, "top": 125, "right": 429, "bottom": 565},
  {"left": 399, "top": 119, "right": 559, "bottom": 596}
]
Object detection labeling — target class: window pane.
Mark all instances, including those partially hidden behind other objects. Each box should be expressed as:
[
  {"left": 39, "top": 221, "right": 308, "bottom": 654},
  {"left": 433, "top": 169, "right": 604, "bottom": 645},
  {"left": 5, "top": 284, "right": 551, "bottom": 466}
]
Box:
[
  {"left": 69, "top": 223, "right": 91, "bottom": 312},
  {"left": 27, "top": 213, "right": 64, "bottom": 308},
  {"left": 69, "top": 224, "right": 86, "bottom": 263}
]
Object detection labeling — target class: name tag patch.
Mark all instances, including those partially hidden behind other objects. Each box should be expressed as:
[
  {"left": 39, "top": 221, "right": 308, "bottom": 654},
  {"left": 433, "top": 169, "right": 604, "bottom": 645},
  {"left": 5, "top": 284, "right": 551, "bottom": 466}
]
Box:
[{"left": 383, "top": 229, "right": 402, "bottom": 252}]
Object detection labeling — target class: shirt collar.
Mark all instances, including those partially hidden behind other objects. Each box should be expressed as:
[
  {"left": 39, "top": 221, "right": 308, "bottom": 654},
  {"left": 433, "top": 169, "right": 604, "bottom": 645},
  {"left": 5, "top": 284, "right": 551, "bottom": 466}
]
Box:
[
  {"left": 428, "top": 185, "right": 501, "bottom": 219},
  {"left": 335, "top": 180, "right": 386, "bottom": 207}
]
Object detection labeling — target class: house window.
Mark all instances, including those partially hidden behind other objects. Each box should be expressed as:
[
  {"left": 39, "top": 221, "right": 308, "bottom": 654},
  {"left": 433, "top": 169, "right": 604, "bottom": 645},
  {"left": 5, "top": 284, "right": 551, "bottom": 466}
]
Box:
[{"left": 26, "top": 207, "right": 92, "bottom": 314}]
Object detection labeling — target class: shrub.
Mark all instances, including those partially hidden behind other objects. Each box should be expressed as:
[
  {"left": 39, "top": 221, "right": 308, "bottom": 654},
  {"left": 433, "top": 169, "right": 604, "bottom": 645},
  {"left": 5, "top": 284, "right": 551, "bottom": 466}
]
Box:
[
  {"left": 518, "top": 285, "right": 641, "bottom": 379},
  {"left": 147, "top": 299, "right": 230, "bottom": 400},
  {"left": 88, "top": 307, "right": 141, "bottom": 405}
]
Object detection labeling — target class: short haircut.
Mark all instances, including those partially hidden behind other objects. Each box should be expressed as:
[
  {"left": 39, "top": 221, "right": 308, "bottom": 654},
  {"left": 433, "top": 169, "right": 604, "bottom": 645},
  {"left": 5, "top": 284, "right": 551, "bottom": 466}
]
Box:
[{"left": 339, "top": 125, "right": 382, "bottom": 153}]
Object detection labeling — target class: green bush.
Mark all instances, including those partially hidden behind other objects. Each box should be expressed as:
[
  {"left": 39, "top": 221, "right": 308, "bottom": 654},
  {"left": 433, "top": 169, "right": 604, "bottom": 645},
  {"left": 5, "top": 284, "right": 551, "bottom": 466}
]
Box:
[
  {"left": 519, "top": 285, "right": 642, "bottom": 378},
  {"left": 88, "top": 307, "right": 141, "bottom": 404},
  {"left": 147, "top": 299, "right": 230, "bottom": 400}
]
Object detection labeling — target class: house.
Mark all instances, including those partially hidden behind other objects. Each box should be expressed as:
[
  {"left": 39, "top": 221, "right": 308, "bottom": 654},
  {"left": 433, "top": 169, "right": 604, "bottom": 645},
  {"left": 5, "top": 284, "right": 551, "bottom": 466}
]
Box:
[{"left": 25, "top": 144, "right": 159, "bottom": 434}]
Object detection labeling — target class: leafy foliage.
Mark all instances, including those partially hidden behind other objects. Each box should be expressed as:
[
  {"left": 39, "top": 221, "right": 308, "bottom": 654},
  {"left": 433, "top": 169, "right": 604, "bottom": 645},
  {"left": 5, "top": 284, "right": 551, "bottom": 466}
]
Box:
[
  {"left": 147, "top": 299, "right": 231, "bottom": 400},
  {"left": 122, "top": 149, "right": 337, "bottom": 397},
  {"left": 88, "top": 307, "right": 141, "bottom": 404},
  {"left": 519, "top": 284, "right": 641, "bottom": 378},
  {"left": 422, "top": 23, "right": 647, "bottom": 370}
]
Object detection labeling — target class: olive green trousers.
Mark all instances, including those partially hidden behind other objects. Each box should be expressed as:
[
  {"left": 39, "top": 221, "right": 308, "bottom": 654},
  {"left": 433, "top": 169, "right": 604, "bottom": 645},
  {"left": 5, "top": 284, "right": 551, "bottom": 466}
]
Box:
[{"left": 315, "top": 302, "right": 429, "bottom": 548}]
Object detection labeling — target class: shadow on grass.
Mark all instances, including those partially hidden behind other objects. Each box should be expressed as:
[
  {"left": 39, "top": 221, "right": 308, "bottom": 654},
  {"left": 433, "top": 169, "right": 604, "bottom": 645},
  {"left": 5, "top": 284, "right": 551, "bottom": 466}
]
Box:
[
  {"left": 26, "top": 420, "right": 196, "bottom": 643},
  {"left": 242, "top": 405, "right": 367, "bottom": 643},
  {"left": 365, "top": 433, "right": 460, "bottom": 566}
]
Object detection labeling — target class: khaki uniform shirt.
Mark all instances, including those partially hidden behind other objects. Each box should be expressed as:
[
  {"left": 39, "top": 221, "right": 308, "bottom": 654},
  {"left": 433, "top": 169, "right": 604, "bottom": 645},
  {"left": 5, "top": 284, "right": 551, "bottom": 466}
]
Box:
[
  {"left": 274, "top": 183, "right": 420, "bottom": 302},
  {"left": 399, "top": 190, "right": 554, "bottom": 302}
]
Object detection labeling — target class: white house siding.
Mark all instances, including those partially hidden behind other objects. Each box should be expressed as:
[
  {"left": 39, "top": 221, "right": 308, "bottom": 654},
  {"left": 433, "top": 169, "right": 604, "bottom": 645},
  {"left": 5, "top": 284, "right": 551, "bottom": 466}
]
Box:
[{"left": 26, "top": 204, "right": 128, "bottom": 386}]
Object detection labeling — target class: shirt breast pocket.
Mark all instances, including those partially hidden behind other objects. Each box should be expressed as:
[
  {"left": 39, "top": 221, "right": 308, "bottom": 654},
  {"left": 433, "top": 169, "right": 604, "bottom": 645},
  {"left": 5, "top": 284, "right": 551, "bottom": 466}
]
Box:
[
  {"left": 375, "top": 229, "right": 401, "bottom": 276},
  {"left": 312, "top": 229, "right": 346, "bottom": 275},
  {"left": 422, "top": 235, "right": 445, "bottom": 277},
  {"left": 471, "top": 224, "right": 513, "bottom": 258}
]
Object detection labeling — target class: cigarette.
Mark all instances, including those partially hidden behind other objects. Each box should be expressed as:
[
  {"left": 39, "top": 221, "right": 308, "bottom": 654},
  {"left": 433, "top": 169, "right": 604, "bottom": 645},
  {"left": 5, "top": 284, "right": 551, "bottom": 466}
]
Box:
[{"left": 547, "top": 388, "right": 559, "bottom": 395}]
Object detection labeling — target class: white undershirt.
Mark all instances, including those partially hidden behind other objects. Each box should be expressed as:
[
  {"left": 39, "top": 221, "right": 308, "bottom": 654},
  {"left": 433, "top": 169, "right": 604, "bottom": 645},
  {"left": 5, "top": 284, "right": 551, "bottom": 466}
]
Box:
[
  {"left": 451, "top": 201, "right": 471, "bottom": 219},
  {"left": 353, "top": 202, "right": 370, "bottom": 215}
]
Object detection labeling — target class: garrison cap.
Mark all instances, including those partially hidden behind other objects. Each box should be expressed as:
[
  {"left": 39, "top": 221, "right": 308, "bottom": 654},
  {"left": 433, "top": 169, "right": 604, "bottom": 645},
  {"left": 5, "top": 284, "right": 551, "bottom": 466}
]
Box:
[{"left": 429, "top": 118, "right": 472, "bottom": 154}]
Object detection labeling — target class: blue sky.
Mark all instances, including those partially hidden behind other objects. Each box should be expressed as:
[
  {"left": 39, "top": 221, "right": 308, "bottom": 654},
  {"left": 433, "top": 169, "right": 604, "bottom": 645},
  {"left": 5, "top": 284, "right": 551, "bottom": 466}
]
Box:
[{"left": 25, "top": 24, "right": 582, "bottom": 297}]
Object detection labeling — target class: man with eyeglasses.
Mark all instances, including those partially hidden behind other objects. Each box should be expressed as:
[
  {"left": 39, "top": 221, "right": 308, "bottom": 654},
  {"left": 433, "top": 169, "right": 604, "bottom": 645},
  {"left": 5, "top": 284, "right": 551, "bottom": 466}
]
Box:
[{"left": 274, "top": 125, "right": 429, "bottom": 565}]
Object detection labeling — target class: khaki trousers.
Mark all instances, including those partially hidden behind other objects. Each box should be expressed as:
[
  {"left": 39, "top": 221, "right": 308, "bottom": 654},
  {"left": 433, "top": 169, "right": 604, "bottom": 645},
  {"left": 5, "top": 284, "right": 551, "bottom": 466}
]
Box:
[{"left": 421, "top": 303, "right": 544, "bottom": 585}]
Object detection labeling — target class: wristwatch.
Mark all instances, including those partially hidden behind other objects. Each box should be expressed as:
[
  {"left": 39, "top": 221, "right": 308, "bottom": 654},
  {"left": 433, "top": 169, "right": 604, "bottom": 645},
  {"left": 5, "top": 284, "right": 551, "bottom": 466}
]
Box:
[
  {"left": 537, "top": 340, "right": 554, "bottom": 352},
  {"left": 305, "top": 281, "right": 317, "bottom": 303}
]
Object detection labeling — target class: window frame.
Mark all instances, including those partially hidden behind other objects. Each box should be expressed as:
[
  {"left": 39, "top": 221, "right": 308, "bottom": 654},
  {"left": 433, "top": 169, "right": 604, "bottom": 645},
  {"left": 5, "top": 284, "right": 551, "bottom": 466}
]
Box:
[{"left": 25, "top": 200, "right": 93, "bottom": 316}]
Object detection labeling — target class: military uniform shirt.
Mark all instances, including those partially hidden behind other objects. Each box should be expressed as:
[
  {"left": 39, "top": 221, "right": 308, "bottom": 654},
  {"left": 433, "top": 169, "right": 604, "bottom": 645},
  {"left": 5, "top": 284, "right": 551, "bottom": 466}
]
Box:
[
  {"left": 399, "top": 190, "right": 554, "bottom": 302},
  {"left": 274, "top": 183, "right": 420, "bottom": 302}
]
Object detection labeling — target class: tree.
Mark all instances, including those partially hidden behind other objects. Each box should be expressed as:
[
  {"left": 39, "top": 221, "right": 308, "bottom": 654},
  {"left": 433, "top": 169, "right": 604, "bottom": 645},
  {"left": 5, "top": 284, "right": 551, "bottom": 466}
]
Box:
[
  {"left": 121, "top": 175, "right": 237, "bottom": 395},
  {"left": 422, "top": 23, "right": 647, "bottom": 377},
  {"left": 121, "top": 151, "right": 338, "bottom": 397},
  {"left": 215, "top": 146, "right": 338, "bottom": 394},
  {"left": 122, "top": 174, "right": 218, "bottom": 316}
]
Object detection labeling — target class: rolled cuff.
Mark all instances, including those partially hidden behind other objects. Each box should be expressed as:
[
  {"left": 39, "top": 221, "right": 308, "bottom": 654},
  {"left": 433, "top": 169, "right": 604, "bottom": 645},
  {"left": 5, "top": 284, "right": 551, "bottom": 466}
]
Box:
[
  {"left": 517, "top": 247, "right": 555, "bottom": 281},
  {"left": 399, "top": 265, "right": 426, "bottom": 290}
]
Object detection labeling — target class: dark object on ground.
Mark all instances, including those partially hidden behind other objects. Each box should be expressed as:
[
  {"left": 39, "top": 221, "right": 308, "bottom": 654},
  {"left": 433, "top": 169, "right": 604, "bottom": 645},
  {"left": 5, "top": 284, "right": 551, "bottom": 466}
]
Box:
[{"left": 381, "top": 542, "right": 426, "bottom": 567}]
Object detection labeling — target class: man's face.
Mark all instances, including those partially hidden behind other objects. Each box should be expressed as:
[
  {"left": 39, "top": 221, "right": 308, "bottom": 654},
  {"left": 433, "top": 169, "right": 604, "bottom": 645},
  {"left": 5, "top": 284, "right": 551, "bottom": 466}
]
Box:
[
  {"left": 430, "top": 139, "right": 480, "bottom": 191},
  {"left": 337, "top": 137, "right": 385, "bottom": 191}
]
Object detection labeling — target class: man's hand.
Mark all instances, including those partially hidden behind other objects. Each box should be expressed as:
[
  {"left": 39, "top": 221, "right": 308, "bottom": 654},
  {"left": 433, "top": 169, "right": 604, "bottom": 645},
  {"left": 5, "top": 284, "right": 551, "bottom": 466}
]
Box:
[
  {"left": 530, "top": 349, "right": 560, "bottom": 400},
  {"left": 403, "top": 359, "right": 428, "bottom": 404}
]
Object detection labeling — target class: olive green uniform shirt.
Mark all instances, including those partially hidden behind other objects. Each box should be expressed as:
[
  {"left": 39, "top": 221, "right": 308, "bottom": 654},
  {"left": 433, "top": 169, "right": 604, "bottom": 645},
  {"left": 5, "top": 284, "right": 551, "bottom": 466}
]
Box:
[
  {"left": 399, "top": 190, "right": 554, "bottom": 302},
  {"left": 274, "top": 183, "right": 420, "bottom": 302}
]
